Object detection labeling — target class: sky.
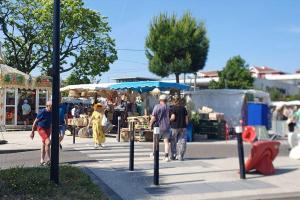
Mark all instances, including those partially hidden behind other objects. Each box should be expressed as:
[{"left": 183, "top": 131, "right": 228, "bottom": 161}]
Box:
[
  {"left": 3, "top": 0, "right": 300, "bottom": 82},
  {"left": 81, "top": 0, "right": 300, "bottom": 82}
]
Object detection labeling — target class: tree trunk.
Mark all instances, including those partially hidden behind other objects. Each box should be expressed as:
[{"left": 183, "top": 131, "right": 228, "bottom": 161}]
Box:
[{"left": 175, "top": 73, "right": 180, "bottom": 83}]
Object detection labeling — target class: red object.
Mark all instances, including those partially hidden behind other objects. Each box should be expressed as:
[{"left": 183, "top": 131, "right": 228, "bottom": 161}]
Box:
[
  {"left": 245, "top": 141, "right": 280, "bottom": 175},
  {"left": 37, "top": 126, "right": 51, "bottom": 144},
  {"left": 242, "top": 126, "right": 257, "bottom": 143}
]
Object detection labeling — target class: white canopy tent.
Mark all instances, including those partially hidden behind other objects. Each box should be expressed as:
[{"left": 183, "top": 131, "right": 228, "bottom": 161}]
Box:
[
  {"left": 60, "top": 83, "right": 114, "bottom": 92},
  {"left": 184, "top": 89, "right": 270, "bottom": 127}
]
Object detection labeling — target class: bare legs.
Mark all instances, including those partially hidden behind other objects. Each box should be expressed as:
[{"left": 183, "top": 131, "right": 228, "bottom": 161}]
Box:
[{"left": 41, "top": 138, "right": 51, "bottom": 163}]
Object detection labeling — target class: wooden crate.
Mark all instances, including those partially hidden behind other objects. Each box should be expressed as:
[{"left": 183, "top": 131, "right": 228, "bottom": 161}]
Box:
[{"left": 120, "top": 128, "right": 130, "bottom": 142}]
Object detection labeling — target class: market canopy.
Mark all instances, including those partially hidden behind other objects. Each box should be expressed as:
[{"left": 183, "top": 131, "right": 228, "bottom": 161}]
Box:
[
  {"left": 109, "top": 81, "right": 190, "bottom": 93},
  {"left": 60, "top": 83, "right": 114, "bottom": 92}
]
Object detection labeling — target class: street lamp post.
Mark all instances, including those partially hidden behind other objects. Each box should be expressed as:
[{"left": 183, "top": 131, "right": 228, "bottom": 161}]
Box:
[{"left": 50, "top": 0, "right": 60, "bottom": 184}]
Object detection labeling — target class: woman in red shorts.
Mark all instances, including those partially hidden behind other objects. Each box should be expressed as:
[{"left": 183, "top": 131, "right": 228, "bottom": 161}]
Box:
[{"left": 30, "top": 101, "right": 52, "bottom": 166}]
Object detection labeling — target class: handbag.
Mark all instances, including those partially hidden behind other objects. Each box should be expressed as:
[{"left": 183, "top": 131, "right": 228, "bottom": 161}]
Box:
[{"left": 101, "top": 115, "right": 108, "bottom": 126}]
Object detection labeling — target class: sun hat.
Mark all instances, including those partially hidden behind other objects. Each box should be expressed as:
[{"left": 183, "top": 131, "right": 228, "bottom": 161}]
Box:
[{"left": 159, "top": 94, "right": 167, "bottom": 101}]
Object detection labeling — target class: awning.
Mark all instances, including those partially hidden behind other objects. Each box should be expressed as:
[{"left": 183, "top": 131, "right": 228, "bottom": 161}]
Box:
[
  {"left": 109, "top": 81, "right": 190, "bottom": 93},
  {"left": 60, "top": 83, "right": 114, "bottom": 92}
]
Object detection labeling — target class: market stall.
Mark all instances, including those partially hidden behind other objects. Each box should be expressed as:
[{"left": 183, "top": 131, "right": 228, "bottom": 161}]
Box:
[
  {"left": 60, "top": 83, "right": 116, "bottom": 137},
  {"left": 109, "top": 81, "right": 190, "bottom": 142},
  {"left": 0, "top": 64, "right": 52, "bottom": 127}
]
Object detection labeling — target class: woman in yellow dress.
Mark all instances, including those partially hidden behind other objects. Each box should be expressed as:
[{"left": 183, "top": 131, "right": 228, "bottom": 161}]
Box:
[{"left": 88, "top": 103, "right": 106, "bottom": 148}]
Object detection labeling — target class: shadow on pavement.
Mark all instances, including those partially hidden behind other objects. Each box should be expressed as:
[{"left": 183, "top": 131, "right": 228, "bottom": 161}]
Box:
[
  {"left": 185, "top": 157, "right": 226, "bottom": 160},
  {"left": 0, "top": 148, "right": 39, "bottom": 154},
  {"left": 64, "top": 159, "right": 109, "bottom": 164},
  {"left": 161, "top": 169, "right": 237, "bottom": 177},
  {"left": 246, "top": 167, "right": 298, "bottom": 179}
]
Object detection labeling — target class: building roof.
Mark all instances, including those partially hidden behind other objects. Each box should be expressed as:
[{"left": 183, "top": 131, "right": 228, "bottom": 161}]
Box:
[
  {"left": 197, "top": 70, "right": 219, "bottom": 78},
  {"left": 112, "top": 77, "right": 159, "bottom": 82},
  {"left": 250, "top": 66, "right": 285, "bottom": 74}
]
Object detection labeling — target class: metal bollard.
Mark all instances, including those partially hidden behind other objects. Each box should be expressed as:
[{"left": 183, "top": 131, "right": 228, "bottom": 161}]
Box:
[
  {"left": 117, "top": 116, "right": 121, "bottom": 142},
  {"left": 236, "top": 126, "right": 246, "bottom": 179},
  {"left": 153, "top": 127, "right": 160, "bottom": 185},
  {"left": 72, "top": 126, "right": 75, "bottom": 144},
  {"left": 129, "top": 121, "right": 135, "bottom": 171}
]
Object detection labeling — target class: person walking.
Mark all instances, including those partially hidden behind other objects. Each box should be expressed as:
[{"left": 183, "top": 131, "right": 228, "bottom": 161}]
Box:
[
  {"left": 30, "top": 100, "right": 52, "bottom": 166},
  {"left": 170, "top": 97, "right": 189, "bottom": 161},
  {"left": 22, "top": 99, "right": 31, "bottom": 128},
  {"left": 149, "top": 94, "right": 171, "bottom": 162},
  {"left": 87, "top": 103, "right": 106, "bottom": 149},
  {"left": 59, "top": 100, "right": 68, "bottom": 150}
]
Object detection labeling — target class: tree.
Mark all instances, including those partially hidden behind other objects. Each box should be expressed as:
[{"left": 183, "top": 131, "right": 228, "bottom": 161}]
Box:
[
  {"left": 145, "top": 12, "right": 209, "bottom": 83},
  {"left": 266, "top": 87, "right": 285, "bottom": 101},
  {"left": 65, "top": 71, "right": 91, "bottom": 85},
  {"left": 0, "top": 0, "right": 117, "bottom": 78},
  {"left": 208, "top": 56, "right": 254, "bottom": 89}
]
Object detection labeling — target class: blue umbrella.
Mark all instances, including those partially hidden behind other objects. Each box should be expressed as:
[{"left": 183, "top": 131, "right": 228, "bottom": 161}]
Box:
[{"left": 109, "top": 81, "right": 190, "bottom": 93}]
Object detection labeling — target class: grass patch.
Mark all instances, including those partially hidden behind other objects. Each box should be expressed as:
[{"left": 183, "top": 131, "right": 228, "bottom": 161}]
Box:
[{"left": 0, "top": 165, "right": 109, "bottom": 200}]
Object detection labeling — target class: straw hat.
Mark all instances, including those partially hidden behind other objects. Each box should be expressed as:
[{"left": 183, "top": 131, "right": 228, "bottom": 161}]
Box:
[
  {"left": 93, "top": 103, "right": 103, "bottom": 110},
  {"left": 150, "top": 88, "right": 160, "bottom": 96},
  {"left": 68, "top": 89, "right": 80, "bottom": 98}
]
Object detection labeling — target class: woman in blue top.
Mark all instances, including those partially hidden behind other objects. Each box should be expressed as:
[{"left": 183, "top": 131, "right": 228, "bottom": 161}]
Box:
[{"left": 30, "top": 101, "right": 52, "bottom": 166}]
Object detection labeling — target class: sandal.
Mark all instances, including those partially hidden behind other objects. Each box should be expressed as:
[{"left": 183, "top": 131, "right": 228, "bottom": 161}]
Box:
[
  {"left": 40, "top": 162, "right": 46, "bottom": 166},
  {"left": 46, "top": 161, "right": 51, "bottom": 166}
]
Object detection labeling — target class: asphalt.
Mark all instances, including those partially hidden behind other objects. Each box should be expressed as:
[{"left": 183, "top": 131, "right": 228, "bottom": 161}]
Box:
[{"left": 1, "top": 131, "right": 300, "bottom": 200}]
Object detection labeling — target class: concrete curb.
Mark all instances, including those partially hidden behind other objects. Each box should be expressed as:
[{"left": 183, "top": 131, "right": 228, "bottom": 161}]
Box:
[{"left": 82, "top": 167, "right": 123, "bottom": 200}]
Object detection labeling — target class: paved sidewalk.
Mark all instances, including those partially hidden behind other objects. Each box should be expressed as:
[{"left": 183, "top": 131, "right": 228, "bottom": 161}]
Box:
[{"left": 1, "top": 131, "right": 300, "bottom": 200}]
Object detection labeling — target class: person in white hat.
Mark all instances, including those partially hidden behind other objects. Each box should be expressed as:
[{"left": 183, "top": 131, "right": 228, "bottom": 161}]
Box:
[{"left": 149, "top": 94, "right": 171, "bottom": 162}]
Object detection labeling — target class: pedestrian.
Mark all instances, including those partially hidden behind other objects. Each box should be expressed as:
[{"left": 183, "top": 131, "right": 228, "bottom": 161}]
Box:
[
  {"left": 30, "top": 100, "right": 52, "bottom": 166},
  {"left": 22, "top": 99, "right": 31, "bottom": 128},
  {"left": 59, "top": 98, "right": 68, "bottom": 150},
  {"left": 87, "top": 103, "right": 106, "bottom": 149},
  {"left": 149, "top": 94, "right": 171, "bottom": 162},
  {"left": 71, "top": 105, "right": 80, "bottom": 118},
  {"left": 170, "top": 97, "right": 188, "bottom": 161}
]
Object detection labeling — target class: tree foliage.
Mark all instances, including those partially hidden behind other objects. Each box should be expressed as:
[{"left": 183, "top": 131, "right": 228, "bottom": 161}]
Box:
[
  {"left": 266, "top": 87, "right": 285, "bottom": 101},
  {"left": 0, "top": 0, "right": 117, "bottom": 77},
  {"left": 208, "top": 56, "right": 254, "bottom": 89},
  {"left": 145, "top": 12, "right": 209, "bottom": 83},
  {"left": 65, "top": 71, "right": 91, "bottom": 85}
]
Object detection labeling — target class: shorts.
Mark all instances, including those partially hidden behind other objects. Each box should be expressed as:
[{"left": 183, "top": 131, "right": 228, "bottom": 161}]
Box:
[
  {"left": 37, "top": 126, "right": 51, "bottom": 144},
  {"left": 160, "top": 130, "right": 171, "bottom": 140},
  {"left": 59, "top": 125, "right": 66, "bottom": 136},
  {"left": 22, "top": 114, "right": 30, "bottom": 121}
]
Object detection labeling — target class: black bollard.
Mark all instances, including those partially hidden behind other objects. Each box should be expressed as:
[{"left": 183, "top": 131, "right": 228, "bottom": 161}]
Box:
[
  {"left": 72, "top": 126, "right": 75, "bottom": 144},
  {"left": 153, "top": 127, "right": 160, "bottom": 185},
  {"left": 236, "top": 126, "right": 246, "bottom": 179},
  {"left": 117, "top": 116, "right": 121, "bottom": 142},
  {"left": 129, "top": 121, "right": 135, "bottom": 171}
]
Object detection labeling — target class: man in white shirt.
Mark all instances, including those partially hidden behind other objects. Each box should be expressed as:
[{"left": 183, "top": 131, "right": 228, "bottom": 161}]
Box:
[{"left": 22, "top": 99, "right": 31, "bottom": 128}]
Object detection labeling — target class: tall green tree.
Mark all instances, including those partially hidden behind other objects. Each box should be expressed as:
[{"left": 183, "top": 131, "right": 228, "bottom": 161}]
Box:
[
  {"left": 65, "top": 71, "right": 91, "bottom": 85},
  {"left": 208, "top": 55, "right": 254, "bottom": 89},
  {"left": 145, "top": 12, "right": 209, "bottom": 83},
  {"left": 0, "top": 0, "right": 117, "bottom": 78}
]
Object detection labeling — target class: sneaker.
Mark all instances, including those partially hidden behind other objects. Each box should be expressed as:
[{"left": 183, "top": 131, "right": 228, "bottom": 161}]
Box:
[
  {"left": 149, "top": 153, "right": 154, "bottom": 158},
  {"left": 164, "top": 157, "right": 170, "bottom": 162},
  {"left": 178, "top": 156, "right": 184, "bottom": 161}
]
